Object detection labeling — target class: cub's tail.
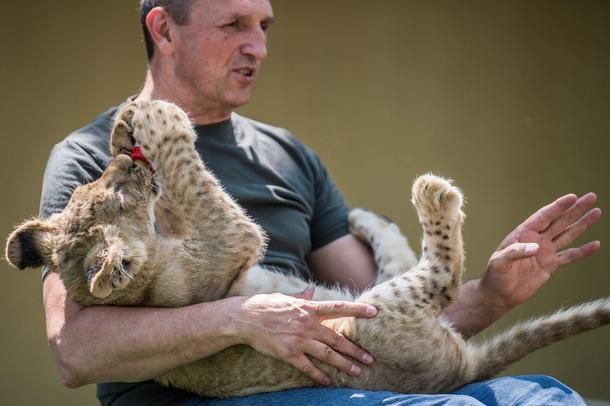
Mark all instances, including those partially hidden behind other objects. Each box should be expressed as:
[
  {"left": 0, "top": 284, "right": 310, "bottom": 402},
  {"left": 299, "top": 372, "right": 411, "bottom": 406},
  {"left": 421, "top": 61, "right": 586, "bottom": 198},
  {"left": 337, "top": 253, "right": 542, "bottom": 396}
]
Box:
[{"left": 467, "top": 298, "right": 610, "bottom": 382}]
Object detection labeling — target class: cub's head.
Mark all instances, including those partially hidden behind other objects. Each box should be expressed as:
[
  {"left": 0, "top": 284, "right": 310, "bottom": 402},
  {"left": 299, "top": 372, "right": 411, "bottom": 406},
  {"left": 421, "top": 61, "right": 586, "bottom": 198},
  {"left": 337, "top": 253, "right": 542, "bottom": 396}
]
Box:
[{"left": 5, "top": 152, "right": 159, "bottom": 305}]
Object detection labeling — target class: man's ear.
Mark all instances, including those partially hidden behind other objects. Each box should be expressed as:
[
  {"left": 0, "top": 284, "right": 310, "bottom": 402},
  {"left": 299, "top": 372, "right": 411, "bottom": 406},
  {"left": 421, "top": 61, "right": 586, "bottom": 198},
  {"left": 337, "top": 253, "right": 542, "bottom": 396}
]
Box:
[
  {"left": 5, "top": 219, "right": 55, "bottom": 270},
  {"left": 146, "top": 7, "right": 175, "bottom": 56}
]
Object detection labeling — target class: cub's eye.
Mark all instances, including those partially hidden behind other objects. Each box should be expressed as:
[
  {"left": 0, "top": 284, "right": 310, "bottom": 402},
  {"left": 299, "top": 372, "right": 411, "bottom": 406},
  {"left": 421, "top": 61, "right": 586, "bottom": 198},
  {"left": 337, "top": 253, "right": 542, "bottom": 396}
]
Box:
[
  {"left": 110, "top": 192, "right": 126, "bottom": 211},
  {"left": 113, "top": 182, "right": 127, "bottom": 191}
]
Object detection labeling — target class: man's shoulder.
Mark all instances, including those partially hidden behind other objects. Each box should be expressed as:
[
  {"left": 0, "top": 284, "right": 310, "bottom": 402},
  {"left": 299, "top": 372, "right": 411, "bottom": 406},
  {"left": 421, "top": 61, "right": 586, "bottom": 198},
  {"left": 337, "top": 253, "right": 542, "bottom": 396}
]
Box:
[
  {"left": 42, "top": 105, "right": 121, "bottom": 203},
  {"left": 231, "top": 114, "right": 334, "bottom": 185},
  {"left": 233, "top": 114, "right": 315, "bottom": 155},
  {"left": 233, "top": 114, "right": 298, "bottom": 143},
  {"left": 56, "top": 106, "right": 118, "bottom": 154}
]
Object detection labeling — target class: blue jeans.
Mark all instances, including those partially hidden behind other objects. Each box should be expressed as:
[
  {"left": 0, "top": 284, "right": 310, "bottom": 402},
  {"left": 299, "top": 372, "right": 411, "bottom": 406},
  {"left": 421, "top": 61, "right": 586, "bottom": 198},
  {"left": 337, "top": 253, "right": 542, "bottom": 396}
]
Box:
[{"left": 181, "top": 375, "right": 585, "bottom": 405}]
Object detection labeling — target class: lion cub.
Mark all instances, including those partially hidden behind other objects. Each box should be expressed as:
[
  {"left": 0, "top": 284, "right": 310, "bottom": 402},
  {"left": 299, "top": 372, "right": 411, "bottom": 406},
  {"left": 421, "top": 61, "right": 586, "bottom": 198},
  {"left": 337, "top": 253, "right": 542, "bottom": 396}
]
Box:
[{"left": 6, "top": 100, "right": 610, "bottom": 397}]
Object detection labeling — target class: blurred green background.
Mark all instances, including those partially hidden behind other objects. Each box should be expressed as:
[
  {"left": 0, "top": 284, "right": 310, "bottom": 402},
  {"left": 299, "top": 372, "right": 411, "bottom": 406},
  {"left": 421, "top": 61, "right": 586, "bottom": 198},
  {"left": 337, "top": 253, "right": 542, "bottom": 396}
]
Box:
[{"left": 1, "top": 1, "right": 608, "bottom": 404}]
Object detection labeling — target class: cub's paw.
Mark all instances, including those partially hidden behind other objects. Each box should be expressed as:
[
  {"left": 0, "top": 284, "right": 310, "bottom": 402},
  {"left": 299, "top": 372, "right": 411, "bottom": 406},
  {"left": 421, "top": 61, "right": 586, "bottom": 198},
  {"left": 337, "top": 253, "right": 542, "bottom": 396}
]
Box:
[
  {"left": 110, "top": 100, "right": 195, "bottom": 159},
  {"left": 411, "top": 174, "right": 463, "bottom": 222},
  {"left": 349, "top": 208, "right": 402, "bottom": 243}
]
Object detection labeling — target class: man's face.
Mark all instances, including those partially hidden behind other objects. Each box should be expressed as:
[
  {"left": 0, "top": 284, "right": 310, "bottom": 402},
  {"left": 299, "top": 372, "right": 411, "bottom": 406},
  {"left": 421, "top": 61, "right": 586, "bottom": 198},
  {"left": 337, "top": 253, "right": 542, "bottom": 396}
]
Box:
[{"left": 170, "top": 0, "right": 274, "bottom": 112}]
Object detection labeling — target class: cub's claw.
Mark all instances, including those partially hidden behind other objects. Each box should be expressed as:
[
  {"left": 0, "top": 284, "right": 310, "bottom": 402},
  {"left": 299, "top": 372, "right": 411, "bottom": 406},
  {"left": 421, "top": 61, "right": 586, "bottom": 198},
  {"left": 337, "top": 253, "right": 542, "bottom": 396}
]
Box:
[{"left": 111, "top": 104, "right": 138, "bottom": 157}]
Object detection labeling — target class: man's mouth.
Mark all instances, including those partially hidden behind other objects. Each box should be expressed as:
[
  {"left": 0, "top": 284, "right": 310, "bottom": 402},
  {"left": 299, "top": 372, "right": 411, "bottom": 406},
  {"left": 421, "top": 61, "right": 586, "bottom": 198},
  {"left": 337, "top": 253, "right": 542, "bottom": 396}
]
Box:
[{"left": 234, "top": 67, "right": 255, "bottom": 79}]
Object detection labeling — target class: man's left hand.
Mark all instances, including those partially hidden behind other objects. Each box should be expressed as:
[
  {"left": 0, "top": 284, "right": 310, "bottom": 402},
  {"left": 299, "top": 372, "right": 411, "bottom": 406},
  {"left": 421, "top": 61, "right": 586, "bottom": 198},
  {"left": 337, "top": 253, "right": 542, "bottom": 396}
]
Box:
[{"left": 481, "top": 192, "right": 602, "bottom": 309}]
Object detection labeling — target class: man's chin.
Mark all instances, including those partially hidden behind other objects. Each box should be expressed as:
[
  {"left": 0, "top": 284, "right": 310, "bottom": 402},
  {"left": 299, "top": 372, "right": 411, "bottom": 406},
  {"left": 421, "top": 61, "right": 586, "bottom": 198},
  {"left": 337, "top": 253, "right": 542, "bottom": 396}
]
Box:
[{"left": 225, "top": 93, "right": 252, "bottom": 109}]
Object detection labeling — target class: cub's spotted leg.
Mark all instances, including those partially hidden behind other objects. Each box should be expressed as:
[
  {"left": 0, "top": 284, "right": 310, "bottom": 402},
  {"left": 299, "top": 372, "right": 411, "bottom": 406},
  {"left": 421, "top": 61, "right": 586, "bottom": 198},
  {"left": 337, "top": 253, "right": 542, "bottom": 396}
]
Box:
[
  {"left": 348, "top": 209, "right": 418, "bottom": 284},
  {"left": 110, "top": 101, "right": 265, "bottom": 288},
  {"left": 407, "top": 174, "right": 464, "bottom": 311},
  {"left": 357, "top": 174, "right": 464, "bottom": 314},
  {"left": 113, "top": 101, "right": 210, "bottom": 217},
  {"left": 227, "top": 265, "right": 356, "bottom": 302}
]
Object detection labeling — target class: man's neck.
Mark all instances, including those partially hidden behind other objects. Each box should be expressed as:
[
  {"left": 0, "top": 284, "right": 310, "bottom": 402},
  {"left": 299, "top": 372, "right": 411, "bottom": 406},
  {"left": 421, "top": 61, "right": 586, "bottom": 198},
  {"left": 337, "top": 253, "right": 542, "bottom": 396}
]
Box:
[{"left": 136, "top": 70, "right": 232, "bottom": 125}]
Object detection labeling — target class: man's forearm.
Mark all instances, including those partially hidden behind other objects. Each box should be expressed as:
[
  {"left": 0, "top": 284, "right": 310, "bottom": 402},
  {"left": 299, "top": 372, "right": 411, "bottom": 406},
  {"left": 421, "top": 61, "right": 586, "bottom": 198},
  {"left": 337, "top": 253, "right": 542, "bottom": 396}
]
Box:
[
  {"left": 441, "top": 279, "right": 512, "bottom": 338},
  {"left": 43, "top": 273, "right": 243, "bottom": 387}
]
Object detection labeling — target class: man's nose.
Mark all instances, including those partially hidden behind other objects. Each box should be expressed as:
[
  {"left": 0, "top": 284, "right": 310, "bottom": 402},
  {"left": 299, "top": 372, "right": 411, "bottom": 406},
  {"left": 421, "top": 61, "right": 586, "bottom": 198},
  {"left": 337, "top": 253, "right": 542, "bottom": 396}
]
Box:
[{"left": 241, "top": 29, "right": 268, "bottom": 60}]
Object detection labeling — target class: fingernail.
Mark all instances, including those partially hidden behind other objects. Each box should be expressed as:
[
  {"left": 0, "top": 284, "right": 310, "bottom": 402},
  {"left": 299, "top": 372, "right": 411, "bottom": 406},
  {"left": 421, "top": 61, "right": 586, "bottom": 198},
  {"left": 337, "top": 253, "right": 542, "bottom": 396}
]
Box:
[
  {"left": 366, "top": 306, "right": 377, "bottom": 316},
  {"left": 322, "top": 376, "right": 331, "bottom": 385},
  {"left": 524, "top": 243, "right": 539, "bottom": 255},
  {"left": 350, "top": 365, "right": 361, "bottom": 375},
  {"left": 362, "top": 354, "right": 374, "bottom": 364}
]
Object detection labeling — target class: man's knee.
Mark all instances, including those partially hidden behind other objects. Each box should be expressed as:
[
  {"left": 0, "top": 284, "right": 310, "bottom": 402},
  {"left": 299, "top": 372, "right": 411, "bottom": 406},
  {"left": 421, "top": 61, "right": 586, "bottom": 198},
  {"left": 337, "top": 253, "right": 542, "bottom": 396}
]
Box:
[
  {"left": 429, "top": 395, "right": 485, "bottom": 406},
  {"left": 516, "top": 374, "right": 585, "bottom": 403},
  {"left": 454, "top": 374, "right": 586, "bottom": 405}
]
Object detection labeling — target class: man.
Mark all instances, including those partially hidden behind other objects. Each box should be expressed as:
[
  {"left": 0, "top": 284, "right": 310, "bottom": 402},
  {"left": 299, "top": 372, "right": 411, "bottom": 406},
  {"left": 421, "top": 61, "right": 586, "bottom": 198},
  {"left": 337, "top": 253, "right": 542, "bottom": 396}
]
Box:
[{"left": 40, "top": 0, "right": 601, "bottom": 404}]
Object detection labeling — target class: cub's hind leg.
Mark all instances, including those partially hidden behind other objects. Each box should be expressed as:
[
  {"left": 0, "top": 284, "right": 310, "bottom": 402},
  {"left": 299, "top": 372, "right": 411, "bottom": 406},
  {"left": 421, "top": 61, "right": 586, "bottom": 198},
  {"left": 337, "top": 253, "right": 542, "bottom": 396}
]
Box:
[
  {"left": 334, "top": 175, "right": 469, "bottom": 393},
  {"left": 357, "top": 174, "right": 465, "bottom": 314},
  {"left": 227, "top": 265, "right": 356, "bottom": 302},
  {"left": 348, "top": 209, "right": 418, "bottom": 284},
  {"left": 409, "top": 174, "right": 465, "bottom": 310}
]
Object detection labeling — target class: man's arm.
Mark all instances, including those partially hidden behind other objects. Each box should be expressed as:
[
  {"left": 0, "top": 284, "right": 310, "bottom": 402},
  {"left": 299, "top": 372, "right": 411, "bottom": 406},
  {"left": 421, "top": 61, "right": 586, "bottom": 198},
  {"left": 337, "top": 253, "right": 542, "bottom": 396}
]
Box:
[
  {"left": 44, "top": 272, "right": 241, "bottom": 387},
  {"left": 308, "top": 234, "right": 377, "bottom": 293},
  {"left": 310, "top": 193, "right": 601, "bottom": 338},
  {"left": 44, "top": 272, "right": 376, "bottom": 388}
]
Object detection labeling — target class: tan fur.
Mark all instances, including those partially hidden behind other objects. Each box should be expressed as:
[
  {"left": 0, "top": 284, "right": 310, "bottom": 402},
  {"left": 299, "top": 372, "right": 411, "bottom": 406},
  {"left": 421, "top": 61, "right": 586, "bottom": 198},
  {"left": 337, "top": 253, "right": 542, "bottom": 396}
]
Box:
[{"left": 6, "top": 100, "right": 610, "bottom": 397}]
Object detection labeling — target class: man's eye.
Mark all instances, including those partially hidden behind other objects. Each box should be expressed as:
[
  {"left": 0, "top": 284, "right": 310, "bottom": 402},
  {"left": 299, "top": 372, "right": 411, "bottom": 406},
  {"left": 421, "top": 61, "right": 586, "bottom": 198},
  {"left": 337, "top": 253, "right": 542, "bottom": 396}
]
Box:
[
  {"left": 260, "top": 21, "right": 269, "bottom": 32},
  {"left": 223, "top": 20, "right": 241, "bottom": 30}
]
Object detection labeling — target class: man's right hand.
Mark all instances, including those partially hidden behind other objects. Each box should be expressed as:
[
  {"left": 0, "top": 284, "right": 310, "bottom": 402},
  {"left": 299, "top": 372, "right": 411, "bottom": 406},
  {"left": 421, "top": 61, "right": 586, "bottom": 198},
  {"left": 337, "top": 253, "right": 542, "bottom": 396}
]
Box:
[{"left": 232, "top": 287, "right": 377, "bottom": 386}]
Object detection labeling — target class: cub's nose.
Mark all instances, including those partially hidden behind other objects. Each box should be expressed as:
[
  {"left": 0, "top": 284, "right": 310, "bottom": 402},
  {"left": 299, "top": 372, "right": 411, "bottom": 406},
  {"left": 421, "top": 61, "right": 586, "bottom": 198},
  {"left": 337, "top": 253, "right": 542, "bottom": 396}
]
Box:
[
  {"left": 104, "top": 155, "right": 133, "bottom": 178},
  {"left": 112, "top": 154, "right": 133, "bottom": 170}
]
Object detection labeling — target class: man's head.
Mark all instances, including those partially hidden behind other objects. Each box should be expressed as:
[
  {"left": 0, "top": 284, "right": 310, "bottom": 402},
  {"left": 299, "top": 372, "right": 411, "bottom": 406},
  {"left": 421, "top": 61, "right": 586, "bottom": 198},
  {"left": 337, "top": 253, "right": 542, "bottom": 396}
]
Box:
[
  {"left": 140, "top": 0, "right": 195, "bottom": 61},
  {"left": 140, "top": 0, "right": 274, "bottom": 122}
]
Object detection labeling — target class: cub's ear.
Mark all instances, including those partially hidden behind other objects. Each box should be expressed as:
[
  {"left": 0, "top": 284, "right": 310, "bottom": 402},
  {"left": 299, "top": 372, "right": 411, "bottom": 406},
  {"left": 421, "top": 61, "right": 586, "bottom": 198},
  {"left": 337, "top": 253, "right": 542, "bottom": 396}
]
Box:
[
  {"left": 85, "top": 225, "right": 139, "bottom": 299},
  {"left": 5, "top": 219, "right": 55, "bottom": 270}
]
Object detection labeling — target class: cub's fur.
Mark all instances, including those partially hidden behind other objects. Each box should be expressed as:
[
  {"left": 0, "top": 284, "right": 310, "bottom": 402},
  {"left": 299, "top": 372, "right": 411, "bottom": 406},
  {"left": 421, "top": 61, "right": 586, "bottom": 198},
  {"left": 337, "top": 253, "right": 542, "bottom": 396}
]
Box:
[{"left": 6, "top": 100, "right": 610, "bottom": 397}]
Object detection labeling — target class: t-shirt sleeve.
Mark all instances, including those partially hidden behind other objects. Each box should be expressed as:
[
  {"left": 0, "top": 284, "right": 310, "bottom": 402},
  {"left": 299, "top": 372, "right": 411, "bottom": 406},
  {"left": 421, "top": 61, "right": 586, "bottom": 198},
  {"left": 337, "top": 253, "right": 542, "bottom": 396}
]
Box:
[
  {"left": 39, "top": 139, "right": 105, "bottom": 279},
  {"left": 40, "top": 140, "right": 100, "bottom": 218},
  {"left": 305, "top": 148, "right": 350, "bottom": 251},
  {"left": 40, "top": 106, "right": 116, "bottom": 219}
]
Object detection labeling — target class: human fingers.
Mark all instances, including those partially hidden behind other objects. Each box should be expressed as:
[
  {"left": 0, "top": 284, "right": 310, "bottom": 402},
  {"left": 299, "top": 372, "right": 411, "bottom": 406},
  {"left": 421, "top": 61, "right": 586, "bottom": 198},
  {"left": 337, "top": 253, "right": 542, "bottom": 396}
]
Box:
[
  {"left": 305, "top": 340, "right": 364, "bottom": 377},
  {"left": 488, "top": 242, "right": 540, "bottom": 270},
  {"left": 313, "top": 301, "right": 377, "bottom": 319},
  {"left": 552, "top": 208, "right": 602, "bottom": 249},
  {"left": 520, "top": 194, "right": 578, "bottom": 232},
  {"left": 556, "top": 241, "right": 601, "bottom": 267},
  {"left": 545, "top": 193, "right": 598, "bottom": 238},
  {"left": 318, "top": 326, "right": 375, "bottom": 366},
  {"left": 288, "top": 354, "right": 331, "bottom": 386}
]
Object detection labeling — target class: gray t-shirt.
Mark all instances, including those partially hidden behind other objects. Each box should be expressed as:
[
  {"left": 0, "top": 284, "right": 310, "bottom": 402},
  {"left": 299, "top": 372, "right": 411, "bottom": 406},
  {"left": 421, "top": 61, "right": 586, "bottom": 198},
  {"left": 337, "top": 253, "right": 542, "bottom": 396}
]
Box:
[{"left": 39, "top": 102, "right": 350, "bottom": 404}]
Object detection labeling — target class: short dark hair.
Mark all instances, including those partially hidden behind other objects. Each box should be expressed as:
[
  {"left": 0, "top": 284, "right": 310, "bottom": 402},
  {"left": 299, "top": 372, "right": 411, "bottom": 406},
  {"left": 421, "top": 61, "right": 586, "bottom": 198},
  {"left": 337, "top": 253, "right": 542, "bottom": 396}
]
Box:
[{"left": 140, "top": 0, "right": 195, "bottom": 61}]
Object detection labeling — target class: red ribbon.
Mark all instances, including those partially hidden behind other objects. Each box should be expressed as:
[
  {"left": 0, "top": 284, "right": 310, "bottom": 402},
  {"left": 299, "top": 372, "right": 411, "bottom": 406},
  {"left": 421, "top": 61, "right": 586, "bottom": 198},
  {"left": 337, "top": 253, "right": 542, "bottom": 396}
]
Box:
[{"left": 131, "top": 146, "right": 148, "bottom": 165}]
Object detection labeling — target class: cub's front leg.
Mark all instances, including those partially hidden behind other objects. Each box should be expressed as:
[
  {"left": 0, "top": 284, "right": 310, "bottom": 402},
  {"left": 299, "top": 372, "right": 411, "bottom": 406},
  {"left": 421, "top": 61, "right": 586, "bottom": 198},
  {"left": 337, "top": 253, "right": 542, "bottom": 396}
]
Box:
[
  {"left": 110, "top": 100, "right": 266, "bottom": 296},
  {"left": 111, "top": 100, "right": 219, "bottom": 219}
]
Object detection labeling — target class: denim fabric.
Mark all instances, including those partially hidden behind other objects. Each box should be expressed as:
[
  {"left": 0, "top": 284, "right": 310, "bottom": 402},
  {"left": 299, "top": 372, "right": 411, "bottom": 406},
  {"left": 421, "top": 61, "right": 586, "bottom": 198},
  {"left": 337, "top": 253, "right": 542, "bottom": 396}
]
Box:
[{"left": 180, "top": 375, "right": 585, "bottom": 406}]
